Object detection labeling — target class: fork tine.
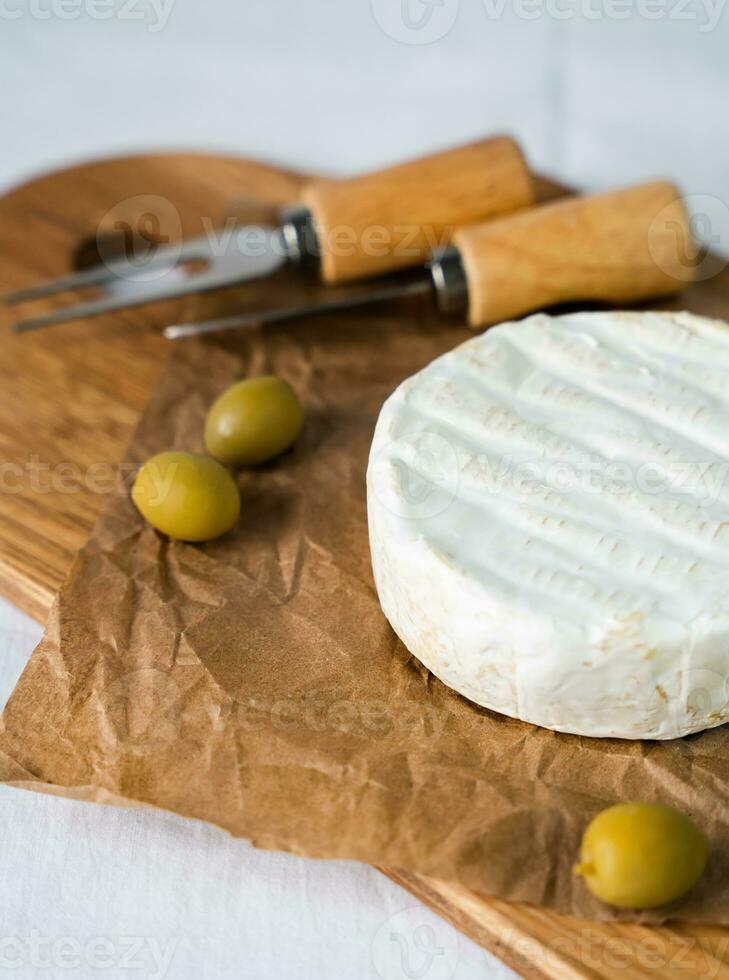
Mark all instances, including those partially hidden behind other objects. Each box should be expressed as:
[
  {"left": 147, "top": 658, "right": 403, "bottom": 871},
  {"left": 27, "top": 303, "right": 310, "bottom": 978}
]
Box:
[
  {"left": 11, "top": 275, "right": 201, "bottom": 332},
  {"left": 5, "top": 235, "right": 212, "bottom": 305},
  {"left": 6, "top": 263, "right": 126, "bottom": 304},
  {"left": 9, "top": 226, "right": 287, "bottom": 331}
]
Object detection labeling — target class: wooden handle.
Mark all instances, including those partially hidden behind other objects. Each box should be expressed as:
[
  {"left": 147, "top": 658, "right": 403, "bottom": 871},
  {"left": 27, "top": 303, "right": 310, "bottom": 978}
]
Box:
[
  {"left": 301, "top": 136, "right": 533, "bottom": 284},
  {"left": 453, "top": 180, "right": 693, "bottom": 328}
]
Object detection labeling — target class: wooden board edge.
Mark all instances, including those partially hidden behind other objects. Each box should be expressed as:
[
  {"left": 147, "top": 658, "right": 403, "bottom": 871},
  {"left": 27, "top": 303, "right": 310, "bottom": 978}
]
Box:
[
  {"left": 380, "top": 869, "right": 559, "bottom": 980},
  {"left": 0, "top": 554, "right": 54, "bottom": 626}
]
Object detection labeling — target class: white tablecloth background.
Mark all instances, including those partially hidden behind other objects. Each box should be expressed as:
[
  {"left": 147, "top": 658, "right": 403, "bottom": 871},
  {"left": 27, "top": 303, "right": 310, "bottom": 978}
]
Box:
[{"left": 1, "top": 2, "right": 728, "bottom": 977}]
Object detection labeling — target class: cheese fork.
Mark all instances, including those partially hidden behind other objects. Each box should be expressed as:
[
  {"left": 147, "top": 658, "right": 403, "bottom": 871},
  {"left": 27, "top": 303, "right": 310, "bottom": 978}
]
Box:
[
  {"left": 165, "top": 181, "right": 693, "bottom": 340},
  {"left": 7, "top": 137, "right": 532, "bottom": 333}
]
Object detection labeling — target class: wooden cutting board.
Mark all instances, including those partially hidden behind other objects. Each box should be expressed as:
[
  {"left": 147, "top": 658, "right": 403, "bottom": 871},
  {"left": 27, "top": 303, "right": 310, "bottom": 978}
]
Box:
[{"left": 2, "top": 153, "right": 729, "bottom": 980}]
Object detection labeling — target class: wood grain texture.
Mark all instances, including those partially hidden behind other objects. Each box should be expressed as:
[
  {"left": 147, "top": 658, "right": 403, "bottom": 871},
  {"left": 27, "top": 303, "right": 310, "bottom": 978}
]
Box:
[
  {"left": 382, "top": 870, "right": 729, "bottom": 980},
  {"left": 302, "top": 136, "right": 533, "bottom": 283},
  {"left": 454, "top": 180, "right": 691, "bottom": 328},
  {"left": 0, "top": 153, "right": 305, "bottom": 619},
  {"left": 1, "top": 153, "right": 729, "bottom": 980}
]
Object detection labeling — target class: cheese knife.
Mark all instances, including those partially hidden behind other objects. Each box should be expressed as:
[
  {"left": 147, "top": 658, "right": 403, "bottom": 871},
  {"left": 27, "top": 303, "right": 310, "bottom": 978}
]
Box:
[
  {"left": 8, "top": 137, "right": 533, "bottom": 332},
  {"left": 165, "top": 181, "right": 693, "bottom": 339}
]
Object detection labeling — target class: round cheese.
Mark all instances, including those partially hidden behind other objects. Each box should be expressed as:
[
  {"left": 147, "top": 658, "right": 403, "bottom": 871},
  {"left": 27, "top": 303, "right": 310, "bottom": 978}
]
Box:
[{"left": 367, "top": 311, "right": 729, "bottom": 740}]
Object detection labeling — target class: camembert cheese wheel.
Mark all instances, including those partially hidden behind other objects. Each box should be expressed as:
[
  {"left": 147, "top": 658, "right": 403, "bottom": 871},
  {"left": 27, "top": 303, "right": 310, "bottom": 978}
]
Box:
[{"left": 367, "top": 311, "right": 729, "bottom": 739}]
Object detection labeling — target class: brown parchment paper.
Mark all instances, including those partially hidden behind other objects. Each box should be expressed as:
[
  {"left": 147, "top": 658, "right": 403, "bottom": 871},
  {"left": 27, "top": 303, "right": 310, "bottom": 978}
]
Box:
[{"left": 1, "top": 283, "right": 729, "bottom": 925}]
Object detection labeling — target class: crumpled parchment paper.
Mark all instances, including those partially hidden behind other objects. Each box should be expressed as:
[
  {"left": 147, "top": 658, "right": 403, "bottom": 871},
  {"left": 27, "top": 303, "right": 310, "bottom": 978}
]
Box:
[{"left": 1, "top": 271, "right": 728, "bottom": 925}]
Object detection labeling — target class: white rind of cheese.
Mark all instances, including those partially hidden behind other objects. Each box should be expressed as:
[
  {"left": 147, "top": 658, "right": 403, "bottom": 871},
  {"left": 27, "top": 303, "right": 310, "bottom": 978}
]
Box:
[{"left": 366, "top": 311, "right": 729, "bottom": 740}]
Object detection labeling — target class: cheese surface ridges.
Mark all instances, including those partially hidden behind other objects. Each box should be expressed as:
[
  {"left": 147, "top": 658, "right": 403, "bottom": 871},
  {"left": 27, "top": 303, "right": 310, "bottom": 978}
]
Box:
[{"left": 367, "top": 311, "right": 729, "bottom": 739}]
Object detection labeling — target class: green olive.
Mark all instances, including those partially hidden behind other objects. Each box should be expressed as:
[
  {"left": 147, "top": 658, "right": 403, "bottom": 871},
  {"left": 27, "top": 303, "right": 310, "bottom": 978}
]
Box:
[
  {"left": 575, "top": 802, "right": 708, "bottom": 909},
  {"left": 132, "top": 451, "right": 240, "bottom": 542},
  {"left": 204, "top": 375, "right": 304, "bottom": 467}
]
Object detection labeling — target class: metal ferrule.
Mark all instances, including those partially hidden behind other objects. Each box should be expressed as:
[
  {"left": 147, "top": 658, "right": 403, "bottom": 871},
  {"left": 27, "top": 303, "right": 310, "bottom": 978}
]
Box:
[
  {"left": 427, "top": 246, "right": 469, "bottom": 317},
  {"left": 279, "top": 206, "right": 320, "bottom": 271}
]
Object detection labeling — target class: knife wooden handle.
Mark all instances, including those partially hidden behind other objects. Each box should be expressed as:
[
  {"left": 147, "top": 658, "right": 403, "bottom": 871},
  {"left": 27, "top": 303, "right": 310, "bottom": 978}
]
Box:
[
  {"left": 454, "top": 180, "right": 693, "bottom": 328},
  {"left": 301, "top": 136, "right": 533, "bottom": 284}
]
